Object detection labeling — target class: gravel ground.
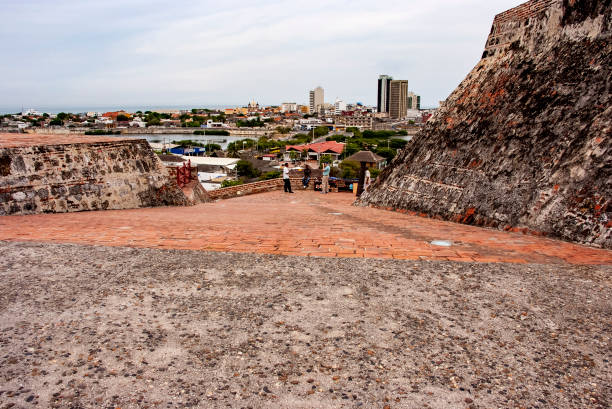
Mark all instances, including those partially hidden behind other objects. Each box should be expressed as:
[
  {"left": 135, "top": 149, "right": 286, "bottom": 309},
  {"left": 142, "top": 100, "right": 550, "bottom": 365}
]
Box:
[{"left": 0, "top": 241, "right": 610, "bottom": 409}]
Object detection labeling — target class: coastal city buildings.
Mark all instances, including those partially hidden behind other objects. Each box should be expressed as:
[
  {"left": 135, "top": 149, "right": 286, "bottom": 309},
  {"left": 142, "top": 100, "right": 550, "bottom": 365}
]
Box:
[
  {"left": 2, "top": 76, "right": 431, "bottom": 137},
  {"left": 377, "top": 75, "right": 392, "bottom": 114},
  {"left": 389, "top": 80, "right": 408, "bottom": 119}
]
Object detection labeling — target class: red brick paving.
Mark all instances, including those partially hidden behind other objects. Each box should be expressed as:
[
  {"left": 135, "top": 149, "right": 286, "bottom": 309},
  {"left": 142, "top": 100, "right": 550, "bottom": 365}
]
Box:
[
  {"left": 1, "top": 190, "right": 610, "bottom": 265},
  {"left": 0, "top": 133, "right": 136, "bottom": 148}
]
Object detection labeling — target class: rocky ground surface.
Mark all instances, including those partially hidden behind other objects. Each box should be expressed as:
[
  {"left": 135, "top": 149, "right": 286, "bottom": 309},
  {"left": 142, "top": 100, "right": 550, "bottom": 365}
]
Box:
[{"left": 0, "top": 241, "right": 610, "bottom": 409}]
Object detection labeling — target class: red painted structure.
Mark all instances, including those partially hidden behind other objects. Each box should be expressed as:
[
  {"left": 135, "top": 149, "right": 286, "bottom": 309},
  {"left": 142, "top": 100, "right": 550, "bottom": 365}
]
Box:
[{"left": 176, "top": 160, "right": 194, "bottom": 188}]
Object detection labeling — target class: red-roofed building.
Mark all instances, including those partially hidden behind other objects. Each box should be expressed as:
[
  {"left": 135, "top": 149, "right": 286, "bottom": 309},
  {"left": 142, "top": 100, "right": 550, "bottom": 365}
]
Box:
[
  {"left": 284, "top": 141, "right": 345, "bottom": 162},
  {"left": 101, "top": 110, "right": 130, "bottom": 120}
]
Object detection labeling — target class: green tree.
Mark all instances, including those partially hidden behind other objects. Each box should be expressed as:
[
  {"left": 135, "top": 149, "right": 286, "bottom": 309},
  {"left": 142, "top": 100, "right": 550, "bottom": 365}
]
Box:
[
  {"left": 259, "top": 170, "right": 281, "bottom": 180},
  {"left": 221, "top": 179, "right": 243, "bottom": 188},
  {"left": 313, "top": 126, "right": 329, "bottom": 138},
  {"left": 146, "top": 117, "right": 161, "bottom": 126},
  {"left": 56, "top": 112, "right": 69, "bottom": 121},
  {"left": 236, "top": 160, "right": 260, "bottom": 178},
  {"left": 343, "top": 142, "right": 361, "bottom": 157},
  {"left": 204, "top": 130, "right": 229, "bottom": 136},
  {"left": 326, "top": 135, "right": 346, "bottom": 142},
  {"left": 320, "top": 154, "right": 333, "bottom": 164},
  {"left": 205, "top": 143, "right": 221, "bottom": 152},
  {"left": 346, "top": 127, "right": 362, "bottom": 138},
  {"left": 49, "top": 119, "right": 63, "bottom": 126},
  {"left": 389, "top": 138, "right": 408, "bottom": 149},
  {"left": 116, "top": 114, "right": 129, "bottom": 121},
  {"left": 375, "top": 147, "right": 396, "bottom": 161},
  {"left": 339, "top": 160, "right": 360, "bottom": 179}
]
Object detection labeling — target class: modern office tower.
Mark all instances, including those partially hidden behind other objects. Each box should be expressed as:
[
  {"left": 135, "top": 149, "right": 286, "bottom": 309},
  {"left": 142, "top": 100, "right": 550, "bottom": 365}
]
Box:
[
  {"left": 377, "top": 75, "right": 393, "bottom": 113},
  {"left": 389, "top": 80, "right": 408, "bottom": 119},
  {"left": 407, "top": 92, "right": 421, "bottom": 110},
  {"left": 309, "top": 86, "right": 324, "bottom": 114}
]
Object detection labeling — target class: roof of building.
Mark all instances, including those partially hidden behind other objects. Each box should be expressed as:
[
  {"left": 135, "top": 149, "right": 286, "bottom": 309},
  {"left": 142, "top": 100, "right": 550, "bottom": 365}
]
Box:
[
  {"left": 157, "top": 154, "right": 185, "bottom": 163},
  {"left": 181, "top": 156, "right": 240, "bottom": 166},
  {"left": 285, "top": 141, "right": 345, "bottom": 154},
  {"left": 345, "top": 150, "right": 386, "bottom": 163}
]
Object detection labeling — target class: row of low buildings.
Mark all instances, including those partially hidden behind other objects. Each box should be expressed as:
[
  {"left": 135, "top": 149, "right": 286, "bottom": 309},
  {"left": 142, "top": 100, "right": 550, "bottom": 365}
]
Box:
[{"left": 3, "top": 89, "right": 434, "bottom": 133}]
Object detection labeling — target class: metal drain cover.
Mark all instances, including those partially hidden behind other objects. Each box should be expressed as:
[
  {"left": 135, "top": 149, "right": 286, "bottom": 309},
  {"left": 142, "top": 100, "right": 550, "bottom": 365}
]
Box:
[{"left": 430, "top": 240, "right": 452, "bottom": 247}]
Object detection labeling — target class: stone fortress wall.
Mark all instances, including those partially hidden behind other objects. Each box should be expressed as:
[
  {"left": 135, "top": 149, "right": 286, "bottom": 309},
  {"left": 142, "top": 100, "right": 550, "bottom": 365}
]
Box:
[
  {"left": 483, "top": 0, "right": 557, "bottom": 58},
  {"left": 357, "top": 0, "right": 611, "bottom": 248},
  {"left": 0, "top": 136, "right": 189, "bottom": 215}
]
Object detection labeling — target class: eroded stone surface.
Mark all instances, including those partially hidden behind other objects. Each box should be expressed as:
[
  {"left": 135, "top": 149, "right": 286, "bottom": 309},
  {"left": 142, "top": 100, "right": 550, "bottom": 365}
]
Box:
[
  {"left": 0, "top": 135, "right": 188, "bottom": 215},
  {"left": 0, "top": 241, "right": 609, "bottom": 408},
  {"left": 358, "top": 0, "right": 611, "bottom": 248}
]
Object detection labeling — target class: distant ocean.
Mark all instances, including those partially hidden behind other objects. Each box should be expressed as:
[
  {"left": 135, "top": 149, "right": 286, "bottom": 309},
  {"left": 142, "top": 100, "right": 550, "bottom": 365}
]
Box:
[{"left": 0, "top": 104, "right": 235, "bottom": 115}]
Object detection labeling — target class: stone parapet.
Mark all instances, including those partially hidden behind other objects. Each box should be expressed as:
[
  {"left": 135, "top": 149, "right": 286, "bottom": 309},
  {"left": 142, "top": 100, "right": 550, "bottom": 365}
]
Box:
[
  {"left": 207, "top": 178, "right": 305, "bottom": 200},
  {"left": 0, "top": 137, "right": 188, "bottom": 215}
]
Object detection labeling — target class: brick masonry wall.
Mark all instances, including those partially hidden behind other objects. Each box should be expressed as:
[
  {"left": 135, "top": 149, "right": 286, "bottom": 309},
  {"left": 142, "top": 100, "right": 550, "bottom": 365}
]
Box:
[
  {"left": 358, "top": 0, "right": 611, "bottom": 248},
  {"left": 207, "top": 178, "right": 305, "bottom": 200},
  {"left": 0, "top": 139, "right": 188, "bottom": 215},
  {"left": 484, "top": 0, "right": 558, "bottom": 58}
]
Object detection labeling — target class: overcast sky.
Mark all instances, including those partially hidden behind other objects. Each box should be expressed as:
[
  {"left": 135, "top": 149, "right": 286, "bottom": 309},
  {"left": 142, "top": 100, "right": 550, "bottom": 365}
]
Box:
[{"left": 0, "top": 0, "right": 522, "bottom": 111}]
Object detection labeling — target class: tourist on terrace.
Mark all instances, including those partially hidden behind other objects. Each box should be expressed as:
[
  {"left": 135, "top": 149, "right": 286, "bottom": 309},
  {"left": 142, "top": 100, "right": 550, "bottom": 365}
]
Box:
[
  {"left": 283, "top": 163, "right": 293, "bottom": 193},
  {"left": 321, "top": 162, "right": 330, "bottom": 194},
  {"left": 302, "top": 164, "right": 311, "bottom": 189}
]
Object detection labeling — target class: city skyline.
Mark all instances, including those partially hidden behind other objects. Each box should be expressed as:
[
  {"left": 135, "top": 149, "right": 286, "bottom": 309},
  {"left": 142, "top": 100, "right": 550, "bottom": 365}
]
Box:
[{"left": 0, "top": 0, "right": 523, "bottom": 111}]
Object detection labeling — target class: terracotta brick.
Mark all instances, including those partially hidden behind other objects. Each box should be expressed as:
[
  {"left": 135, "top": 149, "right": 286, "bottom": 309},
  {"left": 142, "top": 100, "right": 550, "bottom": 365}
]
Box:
[{"left": 0, "top": 190, "right": 610, "bottom": 265}]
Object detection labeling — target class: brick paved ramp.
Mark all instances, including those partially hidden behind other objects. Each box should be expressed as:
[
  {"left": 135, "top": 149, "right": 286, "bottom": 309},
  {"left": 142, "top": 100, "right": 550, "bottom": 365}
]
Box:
[
  {"left": 0, "top": 191, "right": 610, "bottom": 264},
  {"left": 0, "top": 242, "right": 610, "bottom": 408}
]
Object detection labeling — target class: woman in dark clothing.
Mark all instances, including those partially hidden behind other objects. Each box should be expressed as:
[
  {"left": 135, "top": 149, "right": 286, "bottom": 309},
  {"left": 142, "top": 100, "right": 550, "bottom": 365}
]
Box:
[{"left": 302, "top": 165, "right": 311, "bottom": 189}]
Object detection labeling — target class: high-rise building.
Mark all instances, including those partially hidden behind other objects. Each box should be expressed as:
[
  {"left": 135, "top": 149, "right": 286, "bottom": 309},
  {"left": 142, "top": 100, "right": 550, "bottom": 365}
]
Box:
[
  {"left": 377, "top": 75, "right": 393, "bottom": 113},
  {"left": 407, "top": 92, "right": 421, "bottom": 110},
  {"left": 309, "top": 86, "right": 324, "bottom": 114},
  {"left": 334, "top": 99, "right": 347, "bottom": 115},
  {"left": 389, "top": 80, "right": 408, "bottom": 119}
]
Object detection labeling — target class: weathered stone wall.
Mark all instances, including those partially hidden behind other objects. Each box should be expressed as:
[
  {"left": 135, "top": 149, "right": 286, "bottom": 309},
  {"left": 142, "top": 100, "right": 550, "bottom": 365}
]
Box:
[
  {"left": 207, "top": 178, "right": 306, "bottom": 200},
  {"left": 0, "top": 138, "right": 188, "bottom": 215},
  {"left": 358, "top": 0, "right": 611, "bottom": 248}
]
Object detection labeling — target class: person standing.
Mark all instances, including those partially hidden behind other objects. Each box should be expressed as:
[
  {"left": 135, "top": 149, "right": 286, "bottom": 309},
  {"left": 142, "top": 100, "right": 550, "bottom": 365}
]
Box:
[
  {"left": 283, "top": 163, "right": 293, "bottom": 193},
  {"left": 364, "top": 167, "right": 371, "bottom": 191},
  {"left": 302, "top": 164, "right": 311, "bottom": 189},
  {"left": 321, "top": 162, "right": 331, "bottom": 194}
]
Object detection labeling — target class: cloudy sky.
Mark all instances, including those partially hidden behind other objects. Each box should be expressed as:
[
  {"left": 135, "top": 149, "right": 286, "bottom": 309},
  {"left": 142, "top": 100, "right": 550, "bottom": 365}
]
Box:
[{"left": 0, "top": 0, "right": 522, "bottom": 111}]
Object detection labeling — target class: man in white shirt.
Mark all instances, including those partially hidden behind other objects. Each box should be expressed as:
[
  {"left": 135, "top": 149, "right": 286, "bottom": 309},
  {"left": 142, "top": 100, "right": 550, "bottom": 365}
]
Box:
[{"left": 283, "top": 163, "right": 293, "bottom": 193}]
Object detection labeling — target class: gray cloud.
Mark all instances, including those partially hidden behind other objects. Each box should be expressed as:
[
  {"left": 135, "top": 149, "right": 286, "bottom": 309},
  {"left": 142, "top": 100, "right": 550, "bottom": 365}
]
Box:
[{"left": 0, "top": 0, "right": 523, "bottom": 110}]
